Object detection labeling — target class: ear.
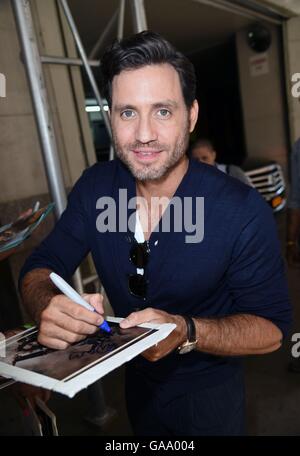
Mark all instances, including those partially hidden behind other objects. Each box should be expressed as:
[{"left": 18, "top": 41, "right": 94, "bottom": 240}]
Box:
[
  {"left": 212, "top": 150, "right": 217, "bottom": 161},
  {"left": 189, "top": 99, "right": 199, "bottom": 133}
]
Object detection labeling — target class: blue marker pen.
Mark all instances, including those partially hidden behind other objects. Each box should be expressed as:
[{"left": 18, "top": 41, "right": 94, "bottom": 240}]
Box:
[{"left": 49, "top": 272, "right": 111, "bottom": 333}]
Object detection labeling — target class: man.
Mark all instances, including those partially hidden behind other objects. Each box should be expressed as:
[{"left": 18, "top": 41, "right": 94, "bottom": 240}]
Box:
[
  {"left": 19, "top": 31, "right": 292, "bottom": 436},
  {"left": 191, "top": 138, "right": 251, "bottom": 186}
]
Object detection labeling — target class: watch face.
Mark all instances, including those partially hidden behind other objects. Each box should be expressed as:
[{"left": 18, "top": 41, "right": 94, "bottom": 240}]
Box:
[{"left": 178, "top": 342, "right": 196, "bottom": 355}]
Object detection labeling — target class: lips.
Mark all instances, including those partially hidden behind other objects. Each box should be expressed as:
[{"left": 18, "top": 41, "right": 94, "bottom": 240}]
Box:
[{"left": 132, "top": 149, "right": 162, "bottom": 161}]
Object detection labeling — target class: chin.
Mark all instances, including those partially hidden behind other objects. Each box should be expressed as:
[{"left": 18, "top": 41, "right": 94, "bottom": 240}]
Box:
[
  {"left": 132, "top": 166, "right": 165, "bottom": 181},
  {"left": 124, "top": 156, "right": 164, "bottom": 181},
  {"left": 118, "top": 149, "right": 184, "bottom": 181}
]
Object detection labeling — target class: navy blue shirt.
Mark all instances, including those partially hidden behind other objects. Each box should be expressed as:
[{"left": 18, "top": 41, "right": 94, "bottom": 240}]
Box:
[{"left": 19, "top": 158, "right": 292, "bottom": 391}]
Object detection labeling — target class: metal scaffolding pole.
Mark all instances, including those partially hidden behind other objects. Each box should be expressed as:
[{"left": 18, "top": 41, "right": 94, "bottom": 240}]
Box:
[
  {"left": 118, "top": 0, "right": 126, "bottom": 40},
  {"left": 11, "top": 0, "right": 83, "bottom": 293},
  {"left": 12, "top": 0, "right": 67, "bottom": 218},
  {"left": 59, "top": 0, "right": 112, "bottom": 139},
  {"left": 131, "top": 0, "right": 148, "bottom": 32},
  {"left": 41, "top": 56, "right": 100, "bottom": 67},
  {"left": 109, "top": 143, "right": 115, "bottom": 161},
  {"left": 89, "top": 9, "right": 119, "bottom": 59}
]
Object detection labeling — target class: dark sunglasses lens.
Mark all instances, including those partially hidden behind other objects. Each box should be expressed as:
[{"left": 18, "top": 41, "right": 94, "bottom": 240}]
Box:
[
  {"left": 130, "top": 242, "right": 149, "bottom": 268},
  {"left": 128, "top": 274, "right": 147, "bottom": 298}
]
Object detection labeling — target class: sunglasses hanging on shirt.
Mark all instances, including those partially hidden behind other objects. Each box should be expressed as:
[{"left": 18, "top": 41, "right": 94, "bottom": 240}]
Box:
[{"left": 128, "top": 240, "right": 150, "bottom": 299}]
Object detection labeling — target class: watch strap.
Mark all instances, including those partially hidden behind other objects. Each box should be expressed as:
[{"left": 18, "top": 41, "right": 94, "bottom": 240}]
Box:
[{"left": 182, "top": 316, "right": 196, "bottom": 343}]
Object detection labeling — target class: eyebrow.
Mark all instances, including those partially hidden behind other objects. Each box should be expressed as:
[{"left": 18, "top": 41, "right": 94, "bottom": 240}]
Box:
[
  {"left": 152, "top": 100, "right": 179, "bottom": 110},
  {"left": 113, "top": 100, "right": 179, "bottom": 112}
]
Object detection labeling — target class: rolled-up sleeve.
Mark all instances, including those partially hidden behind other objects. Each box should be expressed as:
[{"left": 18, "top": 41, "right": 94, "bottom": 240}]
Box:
[
  {"left": 227, "top": 189, "right": 293, "bottom": 338},
  {"left": 19, "top": 169, "right": 92, "bottom": 288}
]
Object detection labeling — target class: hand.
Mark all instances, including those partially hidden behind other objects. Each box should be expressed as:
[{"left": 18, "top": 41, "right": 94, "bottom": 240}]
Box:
[
  {"left": 18, "top": 208, "right": 33, "bottom": 220},
  {"left": 11, "top": 383, "right": 51, "bottom": 411},
  {"left": 120, "top": 308, "right": 187, "bottom": 362},
  {"left": 286, "top": 244, "right": 300, "bottom": 268},
  {"left": 38, "top": 293, "right": 104, "bottom": 349}
]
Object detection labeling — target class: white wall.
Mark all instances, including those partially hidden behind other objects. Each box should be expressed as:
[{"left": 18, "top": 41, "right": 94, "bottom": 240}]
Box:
[
  {"left": 0, "top": 0, "right": 47, "bottom": 203},
  {"left": 284, "top": 16, "right": 300, "bottom": 143},
  {"left": 236, "top": 24, "right": 288, "bottom": 173},
  {"left": 0, "top": 0, "right": 97, "bottom": 308},
  {"left": 0, "top": 0, "right": 96, "bottom": 204}
]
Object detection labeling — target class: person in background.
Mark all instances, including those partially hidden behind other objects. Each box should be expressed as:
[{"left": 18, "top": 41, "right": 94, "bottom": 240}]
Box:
[{"left": 191, "top": 138, "right": 252, "bottom": 186}]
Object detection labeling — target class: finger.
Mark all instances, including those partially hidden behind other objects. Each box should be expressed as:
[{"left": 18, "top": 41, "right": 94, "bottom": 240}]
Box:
[
  {"left": 120, "top": 308, "right": 163, "bottom": 328},
  {"left": 37, "top": 333, "right": 81, "bottom": 350},
  {"left": 82, "top": 293, "right": 104, "bottom": 315},
  {"left": 19, "top": 208, "right": 33, "bottom": 219},
  {"left": 41, "top": 325, "right": 88, "bottom": 345},
  {"left": 43, "top": 311, "right": 100, "bottom": 336},
  {"left": 38, "top": 337, "right": 68, "bottom": 350},
  {"left": 55, "top": 297, "right": 104, "bottom": 326}
]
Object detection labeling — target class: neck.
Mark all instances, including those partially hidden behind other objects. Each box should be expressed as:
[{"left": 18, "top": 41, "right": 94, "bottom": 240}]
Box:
[{"left": 136, "top": 155, "right": 189, "bottom": 200}]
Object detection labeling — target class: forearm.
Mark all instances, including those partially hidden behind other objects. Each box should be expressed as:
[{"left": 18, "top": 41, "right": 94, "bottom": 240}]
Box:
[
  {"left": 20, "top": 268, "right": 58, "bottom": 324},
  {"left": 194, "top": 314, "right": 283, "bottom": 356}
]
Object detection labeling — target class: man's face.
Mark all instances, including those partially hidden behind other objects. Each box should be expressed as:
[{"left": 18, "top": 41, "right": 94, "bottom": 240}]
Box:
[
  {"left": 192, "top": 146, "right": 216, "bottom": 166},
  {"left": 110, "top": 64, "right": 198, "bottom": 181}
]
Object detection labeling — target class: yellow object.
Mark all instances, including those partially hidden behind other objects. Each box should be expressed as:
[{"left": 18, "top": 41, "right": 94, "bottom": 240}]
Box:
[{"left": 271, "top": 196, "right": 283, "bottom": 208}]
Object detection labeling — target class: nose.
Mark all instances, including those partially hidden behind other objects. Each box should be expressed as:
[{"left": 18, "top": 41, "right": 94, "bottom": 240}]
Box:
[{"left": 135, "top": 114, "right": 157, "bottom": 144}]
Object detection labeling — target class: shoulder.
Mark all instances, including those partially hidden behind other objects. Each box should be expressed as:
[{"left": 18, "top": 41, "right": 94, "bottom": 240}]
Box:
[
  {"left": 68, "top": 160, "right": 123, "bottom": 213},
  {"left": 79, "top": 160, "right": 119, "bottom": 181},
  {"left": 72, "top": 159, "right": 126, "bottom": 193},
  {"left": 190, "top": 158, "right": 270, "bottom": 228},
  {"left": 190, "top": 158, "right": 251, "bottom": 202}
]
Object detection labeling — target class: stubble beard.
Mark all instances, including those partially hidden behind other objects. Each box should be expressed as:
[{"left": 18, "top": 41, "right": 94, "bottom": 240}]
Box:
[{"left": 112, "top": 120, "right": 190, "bottom": 182}]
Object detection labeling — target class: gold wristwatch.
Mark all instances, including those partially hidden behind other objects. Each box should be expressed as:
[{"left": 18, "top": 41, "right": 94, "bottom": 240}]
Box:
[{"left": 177, "top": 316, "right": 198, "bottom": 354}]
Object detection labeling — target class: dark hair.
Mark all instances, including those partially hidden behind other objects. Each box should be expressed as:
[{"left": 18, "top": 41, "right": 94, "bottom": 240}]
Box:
[{"left": 100, "top": 31, "right": 196, "bottom": 109}]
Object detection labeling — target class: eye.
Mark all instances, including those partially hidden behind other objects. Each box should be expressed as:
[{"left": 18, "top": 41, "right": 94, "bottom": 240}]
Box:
[
  {"left": 121, "top": 110, "right": 136, "bottom": 119},
  {"left": 157, "top": 109, "right": 171, "bottom": 118}
]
